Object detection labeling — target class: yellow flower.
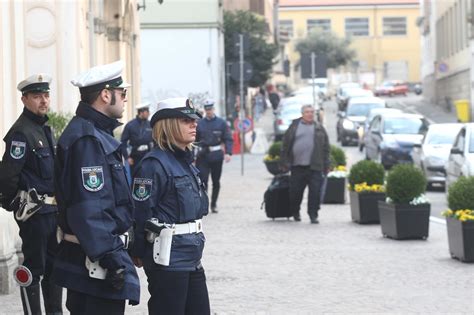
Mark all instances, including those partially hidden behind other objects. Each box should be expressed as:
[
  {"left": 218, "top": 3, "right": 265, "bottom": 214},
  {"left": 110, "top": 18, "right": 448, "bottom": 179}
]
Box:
[
  {"left": 353, "top": 182, "right": 385, "bottom": 193},
  {"left": 336, "top": 165, "right": 347, "bottom": 172}
]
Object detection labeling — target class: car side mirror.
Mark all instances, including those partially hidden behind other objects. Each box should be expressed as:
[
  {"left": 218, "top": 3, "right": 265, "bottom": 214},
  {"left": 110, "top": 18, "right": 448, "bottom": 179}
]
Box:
[
  {"left": 413, "top": 143, "right": 422, "bottom": 148},
  {"left": 338, "top": 111, "right": 346, "bottom": 118},
  {"left": 450, "top": 147, "right": 464, "bottom": 155},
  {"left": 372, "top": 130, "right": 381, "bottom": 136}
]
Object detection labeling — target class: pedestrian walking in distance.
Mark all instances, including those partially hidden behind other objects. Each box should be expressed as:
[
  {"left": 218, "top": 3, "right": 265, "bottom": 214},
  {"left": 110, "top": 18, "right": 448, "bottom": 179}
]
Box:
[
  {"left": 52, "top": 60, "right": 140, "bottom": 314},
  {"left": 0, "top": 74, "right": 63, "bottom": 315},
  {"left": 280, "top": 104, "right": 330, "bottom": 223},
  {"left": 121, "top": 102, "right": 153, "bottom": 175},
  {"left": 131, "top": 97, "right": 210, "bottom": 315},
  {"left": 196, "top": 99, "right": 233, "bottom": 213}
]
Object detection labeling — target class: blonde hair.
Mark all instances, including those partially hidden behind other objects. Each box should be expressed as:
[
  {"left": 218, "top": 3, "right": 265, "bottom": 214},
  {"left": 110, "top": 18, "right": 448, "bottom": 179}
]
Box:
[{"left": 152, "top": 118, "right": 193, "bottom": 151}]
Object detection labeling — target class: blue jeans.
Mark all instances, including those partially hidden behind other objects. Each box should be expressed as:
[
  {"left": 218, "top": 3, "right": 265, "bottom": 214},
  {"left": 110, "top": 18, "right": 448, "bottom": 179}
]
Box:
[{"left": 289, "top": 166, "right": 323, "bottom": 219}]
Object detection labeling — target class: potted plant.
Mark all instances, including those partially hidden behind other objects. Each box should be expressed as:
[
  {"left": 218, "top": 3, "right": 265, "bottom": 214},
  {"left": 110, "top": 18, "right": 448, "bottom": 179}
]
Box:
[
  {"left": 442, "top": 176, "right": 474, "bottom": 262},
  {"left": 323, "top": 145, "right": 347, "bottom": 204},
  {"left": 348, "top": 160, "right": 386, "bottom": 223},
  {"left": 263, "top": 141, "right": 283, "bottom": 176},
  {"left": 378, "top": 164, "right": 430, "bottom": 240}
]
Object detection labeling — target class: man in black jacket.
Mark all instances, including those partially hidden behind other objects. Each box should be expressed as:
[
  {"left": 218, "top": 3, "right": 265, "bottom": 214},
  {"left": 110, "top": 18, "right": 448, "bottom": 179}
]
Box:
[{"left": 280, "top": 104, "right": 330, "bottom": 223}]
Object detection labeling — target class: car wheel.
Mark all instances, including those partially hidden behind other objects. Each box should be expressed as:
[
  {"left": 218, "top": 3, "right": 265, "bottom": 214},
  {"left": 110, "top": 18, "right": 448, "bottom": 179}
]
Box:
[{"left": 341, "top": 138, "right": 348, "bottom": 146}]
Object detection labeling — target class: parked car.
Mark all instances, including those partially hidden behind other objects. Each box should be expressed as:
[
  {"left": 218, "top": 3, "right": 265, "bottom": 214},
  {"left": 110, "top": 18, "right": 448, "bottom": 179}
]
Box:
[
  {"left": 336, "top": 97, "right": 386, "bottom": 146},
  {"left": 414, "top": 83, "right": 422, "bottom": 95},
  {"left": 412, "top": 123, "right": 464, "bottom": 188},
  {"left": 374, "top": 80, "right": 408, "bottom": 97},
  {"left": 308, "top": 78, "right": 330, "bottom": 100},
  {"left": 336, "top": 82, "right": 360, "bottom": 109},
  {"left": 365, "top": 113, "right": 429, "bottom": 169},
  {"left": 445, "top": 123, "right": 474, "bottom": 188},
  {"left": 359, "top": 107, "right": 403, "bottom": 151},
  {"left": 337, "top": 87, "right": 373, "bottom": 111},
  {"left": 273, "top": 105, "right": 304, "bottom": 140}
]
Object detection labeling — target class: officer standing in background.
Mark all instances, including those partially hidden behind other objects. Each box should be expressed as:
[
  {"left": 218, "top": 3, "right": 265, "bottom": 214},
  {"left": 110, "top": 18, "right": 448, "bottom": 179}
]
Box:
[
  {"left": 120, "top": 102, "right": 153, "bottom": 175},
  {"left": 0, "top": 74, "right": 63, "bottom": 315},
  {"left": 52, "top": 61, "right": 140, "bottom": 314},
  {"left": 196, "top": 99, "right": 233, "bottom": 213}
]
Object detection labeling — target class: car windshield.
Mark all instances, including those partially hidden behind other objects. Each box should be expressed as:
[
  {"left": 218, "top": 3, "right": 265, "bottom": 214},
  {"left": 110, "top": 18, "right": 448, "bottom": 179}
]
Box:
[
  {"left": 425, "top": 128, "right": 460, "bottom": 145},
  {"left": 383, "top": 117, "right": 425, "bottom": 134},
  {"left": 347, "top": 103, "right": 384, "bottom": 117},
  {"left": 281, "top": 107, "right": 301, "bottom": 118},
  {"left": 383, "top": 82, "right": 394, "bottom": 87}
]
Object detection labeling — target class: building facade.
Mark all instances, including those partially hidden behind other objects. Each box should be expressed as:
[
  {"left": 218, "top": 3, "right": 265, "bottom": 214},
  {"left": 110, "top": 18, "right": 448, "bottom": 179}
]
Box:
[
  {"left": 278, "top": 0, "right": 420, "bottom": 87},
  {"left": 0, "top": 0, "right": 141, "bottom": 294},
  {"left": 139, "top": 0, "right": 226, "bottom": 115},
  {"left": 421, "top": 0, "right": 472, "bottom": 108}
]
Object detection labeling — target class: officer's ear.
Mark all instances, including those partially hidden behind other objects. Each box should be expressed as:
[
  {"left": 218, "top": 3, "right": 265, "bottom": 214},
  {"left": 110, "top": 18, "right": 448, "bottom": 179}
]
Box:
[{"left": 99, "top": 89, "right": 111, "bottom": 104}]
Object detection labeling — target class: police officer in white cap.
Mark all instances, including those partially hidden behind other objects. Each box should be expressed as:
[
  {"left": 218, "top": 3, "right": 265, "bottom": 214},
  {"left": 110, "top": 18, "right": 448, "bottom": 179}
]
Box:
[
  {"left": 120, "top": 102, "right": 153, "bottom": 175},
  {"left": 0, "top": 74, "right": 63, "bottom": 314},
  {"left": 130, "top": 97, "right": 210, "bottom": 314},
  {"left": 196, "top": 99, "right": 233, "bottom": 213},
  {"left": 52, "top": 61, "right": 140, "bottom": 314}
]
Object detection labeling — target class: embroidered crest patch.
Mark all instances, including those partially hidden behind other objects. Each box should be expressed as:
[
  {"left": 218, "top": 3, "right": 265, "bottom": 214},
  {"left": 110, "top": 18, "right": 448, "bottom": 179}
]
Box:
[
  {"left": 10, "top": 141, "right": 26, "bottom": 159},
  {"left": 81, "top": 166, "right": 104, "bottom": 192},
  {"left": 132, "top": 178, "right": 153, "bottom": 201}
]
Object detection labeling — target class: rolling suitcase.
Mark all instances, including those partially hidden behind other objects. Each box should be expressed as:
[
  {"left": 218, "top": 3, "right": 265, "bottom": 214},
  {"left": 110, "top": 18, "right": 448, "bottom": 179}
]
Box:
[{"left": 262, "top": 174, "right": 292, "bottom": 219}]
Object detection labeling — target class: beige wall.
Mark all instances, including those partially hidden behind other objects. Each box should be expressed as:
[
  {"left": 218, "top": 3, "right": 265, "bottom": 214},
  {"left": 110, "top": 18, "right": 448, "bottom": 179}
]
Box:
[{"left": 0, "top": 0, "right": 141, "bottom": 294}]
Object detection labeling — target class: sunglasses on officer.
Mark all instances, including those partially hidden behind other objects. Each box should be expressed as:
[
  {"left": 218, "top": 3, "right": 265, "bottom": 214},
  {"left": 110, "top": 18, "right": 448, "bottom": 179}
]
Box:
[{"left": 107, "top": 88, "right": 127, "bottom": 99}]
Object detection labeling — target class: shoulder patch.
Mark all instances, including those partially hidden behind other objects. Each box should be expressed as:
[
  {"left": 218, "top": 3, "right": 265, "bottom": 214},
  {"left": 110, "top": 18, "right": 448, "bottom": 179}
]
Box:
[
  {"left": 81, "top": 166, "right": 104, "bottom": 192},
  {"left": 10, "top": 141, "right": 26, "bottom": 159},
  {"left": 132, "top": 178, "right": 153, "bottom": 201}
]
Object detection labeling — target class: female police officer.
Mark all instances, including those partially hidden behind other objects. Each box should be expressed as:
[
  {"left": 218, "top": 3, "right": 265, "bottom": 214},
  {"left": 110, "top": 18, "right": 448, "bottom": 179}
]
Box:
[{"left": 131, "top": 97, "right": 210, "bottom": 314}]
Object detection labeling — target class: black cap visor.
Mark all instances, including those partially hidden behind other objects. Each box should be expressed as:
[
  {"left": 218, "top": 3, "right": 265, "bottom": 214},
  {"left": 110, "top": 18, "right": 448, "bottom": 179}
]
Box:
[
  {"left": 151, "top": 108, "right": 202, "bottom": 127},
  {"left": 22, "top": 83, "right": 50, "bottom": 95}
]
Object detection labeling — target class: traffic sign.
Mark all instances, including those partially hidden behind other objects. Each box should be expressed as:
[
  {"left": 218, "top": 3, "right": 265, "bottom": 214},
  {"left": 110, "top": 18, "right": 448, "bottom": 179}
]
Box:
[
  {"left": 234, "top": 117, "right": 253, "bottom": 132},
  {"left": 231, "top": 62, "right": 254, "bottom": 82}
]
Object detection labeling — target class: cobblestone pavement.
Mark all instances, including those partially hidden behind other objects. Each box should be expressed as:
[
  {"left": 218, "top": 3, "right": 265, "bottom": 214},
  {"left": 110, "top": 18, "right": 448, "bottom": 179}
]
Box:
[{"left": 1, "top": 108, "right": 473, "bottom": 314}]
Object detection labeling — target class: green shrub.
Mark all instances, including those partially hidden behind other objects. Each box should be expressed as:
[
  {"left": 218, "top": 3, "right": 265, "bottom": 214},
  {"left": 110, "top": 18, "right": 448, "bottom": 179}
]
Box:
[
  {"left": 348, "top": 160, "right": 385, "bottom": 190},
  {"left": 268, "top": 141, "right": 282, "bottom": 158},
  {"left": 448, "top": 176, "right": 474, "bottom": 210},
  {"left": 330, "top": 145, "right": 346, "bottom": 169},
  {"left": 48, "top": 111, "right": 72, "bottom": 139},
  {"left": 386, "top": 164, "right": 426, "bottom": 204}
]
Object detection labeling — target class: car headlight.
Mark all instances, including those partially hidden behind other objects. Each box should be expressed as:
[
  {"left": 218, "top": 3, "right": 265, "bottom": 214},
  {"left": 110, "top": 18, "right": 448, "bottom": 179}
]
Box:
[
  {"left": 426, "top": 156, "right": 444, "bottom": 167},
  {"left": 342, "top": 119, "right": 355, "bottom": 130}
]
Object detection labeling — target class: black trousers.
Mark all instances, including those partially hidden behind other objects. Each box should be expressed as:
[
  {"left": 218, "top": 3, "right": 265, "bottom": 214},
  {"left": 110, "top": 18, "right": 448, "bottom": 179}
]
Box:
[
  {"left": 144, "top": 268, "right": 210, "bottom": 315},
  {"left": 289, "top": 166, "right": 323, "bottom": 219},
  {"left": 196, "top": 158, "right": 223, "bottom": 208},
  {"left": 16, "top": 212, "right": 63, "bottom": 314},
  {"left": 66, "top": 289, "right": 125, "bottom": 315}
]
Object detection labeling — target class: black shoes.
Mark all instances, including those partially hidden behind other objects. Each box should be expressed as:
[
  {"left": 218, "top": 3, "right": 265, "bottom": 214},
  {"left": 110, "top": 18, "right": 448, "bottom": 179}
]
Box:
[
  {"left": 211, "top": 206, "right": 218, "bottom": 213},
  {"left": 293, "top": 214, "right": 301, "bottom": 221},
  {"left": 310, "top": 218, "right": 319, "bottom": 224}
]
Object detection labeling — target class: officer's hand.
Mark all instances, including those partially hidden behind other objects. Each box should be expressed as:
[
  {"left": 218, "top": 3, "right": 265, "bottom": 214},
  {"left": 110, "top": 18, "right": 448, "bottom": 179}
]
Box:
[
  {"left": 224, "top": 154, "right": 231, "bottom": 163},
  {"left": 128, "top": 157, "right": 134, "bottom": 166},
  {"left": 106, "top": 268, "right": 125, "bottom": 291},
  {"left": 132, "top": 257, "right": 143, "bottom": 268}
]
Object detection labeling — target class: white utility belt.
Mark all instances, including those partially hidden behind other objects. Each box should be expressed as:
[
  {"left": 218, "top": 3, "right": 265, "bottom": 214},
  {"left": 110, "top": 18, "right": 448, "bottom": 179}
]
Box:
[
  {"left": 208, "top": 145, "right": 222, "bottom": 152},
  {"left": 146, "top": 219, "right": 203, "bottom": 267},
  {"left": 174, "top": 219, "right": 203, "bottom": 235},
  {"left": 62, "top": 232, "right": 130, "bottom": 250},
  {"left": 136, "top": 144, "right": 149, "bottom": 152}
]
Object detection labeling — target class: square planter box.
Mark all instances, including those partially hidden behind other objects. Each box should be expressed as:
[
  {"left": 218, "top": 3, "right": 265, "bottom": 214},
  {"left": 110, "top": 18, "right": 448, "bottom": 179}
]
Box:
[
  {"left": 323, "top": 177, "right": 346, "bottom": 204},
  {"left": 378, "top": 201, "right": 430, "bottom": 240},
  {"left": 446, "top": 217, "right": 474, "bottom": 262},
  {"left": 350, "top": 191, "right": 385, "bottom": 224}
]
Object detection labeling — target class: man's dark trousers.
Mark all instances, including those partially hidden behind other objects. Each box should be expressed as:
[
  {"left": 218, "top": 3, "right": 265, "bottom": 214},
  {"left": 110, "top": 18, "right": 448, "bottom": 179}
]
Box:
[
  {"left": 197, "top": 159, "right": 223, "bottom": 208},
  {"left": 289, "top": 166, "right": 323, "bottom": 219}
]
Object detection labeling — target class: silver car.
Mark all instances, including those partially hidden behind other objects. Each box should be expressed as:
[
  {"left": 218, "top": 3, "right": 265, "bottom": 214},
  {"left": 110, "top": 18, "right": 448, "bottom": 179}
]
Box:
[
  {"left": 445, "top": 123, "right": 474, "bottom": 188},
  {"left": 412, "top": 123, "right": 463, "bottom": 188}
]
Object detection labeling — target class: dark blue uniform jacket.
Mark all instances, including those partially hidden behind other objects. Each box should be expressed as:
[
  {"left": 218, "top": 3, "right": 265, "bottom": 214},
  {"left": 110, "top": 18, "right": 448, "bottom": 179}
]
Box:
[
  {"left": 0, "top": 108, "right": 56, "bottom": 214},
  {"left": 196, "top": 116, "right": 233, "bottom": 162},
  {"left": 52, "top": 102, "right": 140, "bottom": 304},
  {"left": 131, "top": 147, "right": 209, "bottom": 271},
  {"left": 120, "top": 117, "right": 153, "bottom": 160}
]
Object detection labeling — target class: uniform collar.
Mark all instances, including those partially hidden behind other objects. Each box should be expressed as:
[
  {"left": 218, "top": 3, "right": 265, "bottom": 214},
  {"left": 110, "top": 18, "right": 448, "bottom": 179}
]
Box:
[
  {"left": 205, "top": 114, "right": 216, "bottom": 121},
  {"left": 76, "top": 101, "right": 122, "bottom": 134},
  {"left": 172, "top": 146, "right": 194, "bottom": 163},
  {"left": 22, "top": 107, "right": 48, "bottom": 126}
]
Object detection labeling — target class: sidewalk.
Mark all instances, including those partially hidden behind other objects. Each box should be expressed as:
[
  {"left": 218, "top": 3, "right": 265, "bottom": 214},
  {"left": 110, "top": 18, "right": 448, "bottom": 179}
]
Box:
[
  {"left": 1, "top": 110, "right": 473, "bottom": 314},
  {"left": 387, "top": 95, "right": 458, "bottom": 124}
]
